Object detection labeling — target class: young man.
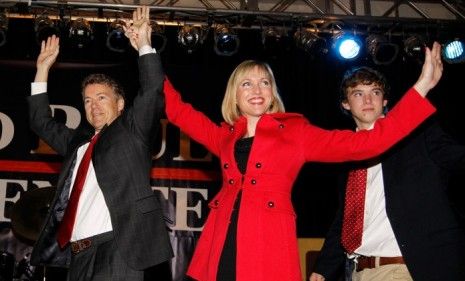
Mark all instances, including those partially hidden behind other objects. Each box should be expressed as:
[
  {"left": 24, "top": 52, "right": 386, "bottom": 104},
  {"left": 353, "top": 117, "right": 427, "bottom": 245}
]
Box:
[
  {"left": 27, "top": 7, "right": 172, "bottom": 281},
  {"left": 310, "top": 67, "right": 465, "bottom": 281}
]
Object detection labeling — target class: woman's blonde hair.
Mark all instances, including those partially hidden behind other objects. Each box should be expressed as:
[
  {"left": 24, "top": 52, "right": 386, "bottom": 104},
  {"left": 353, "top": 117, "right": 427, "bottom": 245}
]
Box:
[{"left": 221, "top": 60, "right": 285, "bottom": 125}]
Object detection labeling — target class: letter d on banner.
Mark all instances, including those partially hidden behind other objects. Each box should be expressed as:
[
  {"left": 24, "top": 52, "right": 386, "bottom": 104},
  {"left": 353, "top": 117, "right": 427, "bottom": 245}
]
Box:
[
  {"left": 0, "top": 113, "right": 14, "bottom": 150},
  {"left": 31, "top": 105, "right": 81, "bottom": 154}
]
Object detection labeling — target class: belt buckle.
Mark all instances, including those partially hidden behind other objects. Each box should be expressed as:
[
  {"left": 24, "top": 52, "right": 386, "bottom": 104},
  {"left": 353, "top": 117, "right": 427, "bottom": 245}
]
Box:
[{"left": 71, "top": 239, "right": 92, "bottom": 254}]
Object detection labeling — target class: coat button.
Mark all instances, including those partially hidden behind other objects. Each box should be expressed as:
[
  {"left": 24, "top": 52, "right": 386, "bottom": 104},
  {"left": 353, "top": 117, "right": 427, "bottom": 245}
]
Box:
[
  {"left": 223, "top": 163, "right": 229, "bottom": 169},
  {"left": 267, "top": 201, "right": 274, "bottom": 207},
  {"left": 214, "top": 200, "right": 219, "bottom": 206},
  {"left": 229, "top": 126, "right": 234, "bottom": 132},
  {"left": 279, "top": 124, "right": 284, "bottom": 129},
  {"left": 255, "top": 162, "right": 262, "bottom": 168},
  {"left": 251, "top": 179, "right": 256, "bottom": 185},
  {"left": 229, "top": 179, "right": 234, "bottom": 184}
]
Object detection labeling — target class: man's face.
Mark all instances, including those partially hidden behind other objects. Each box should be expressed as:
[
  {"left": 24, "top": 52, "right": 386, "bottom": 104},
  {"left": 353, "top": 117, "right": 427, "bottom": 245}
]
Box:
[
  {"left": 341, "top": 83, "right": 387, "bottom": 130},
  {"left": 83, "top": 83, "right": 124, "bottom": 132}
]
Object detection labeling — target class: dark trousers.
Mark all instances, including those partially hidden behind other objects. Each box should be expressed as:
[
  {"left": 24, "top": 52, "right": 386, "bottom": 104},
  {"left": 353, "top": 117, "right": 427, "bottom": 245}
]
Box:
[
  {"left": 67, "top": 231, "right": 144, "bottom": 281},
  {"left": 344, "top": 258, "right": 355, "bottom": 281}
]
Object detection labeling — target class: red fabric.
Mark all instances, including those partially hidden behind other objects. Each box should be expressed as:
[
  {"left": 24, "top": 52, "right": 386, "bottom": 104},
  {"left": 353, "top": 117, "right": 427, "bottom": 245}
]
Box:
[
  {"left": 163, "top": 78, "right": 435, "bottom": 281},
  {"left": 56, "top": 134, "right": 99, "bottom": 248},
  {"left": 341, "top": 168, "right": 367, "bottom": 253}
]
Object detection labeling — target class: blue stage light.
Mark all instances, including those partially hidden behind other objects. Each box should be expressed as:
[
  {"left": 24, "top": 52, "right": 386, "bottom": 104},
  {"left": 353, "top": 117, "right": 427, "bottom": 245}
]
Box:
[
  {"left": 214, "top": 25, "right": 239, "bottom": 56},
  {"left": 443, "top": 40, "right": 465, "bottom": 63},
  {"left": 106, "top": 19, "right": 128, "bottom": 53},
  {"left": 333, "top": 34, "right": 362, "bottom": 60}
]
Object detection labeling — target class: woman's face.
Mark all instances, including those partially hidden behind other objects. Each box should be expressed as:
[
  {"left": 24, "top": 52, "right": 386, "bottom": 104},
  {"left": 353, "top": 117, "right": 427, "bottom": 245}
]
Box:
[{"left": 235, "top": 66, "right": 273, "bottom": 121}]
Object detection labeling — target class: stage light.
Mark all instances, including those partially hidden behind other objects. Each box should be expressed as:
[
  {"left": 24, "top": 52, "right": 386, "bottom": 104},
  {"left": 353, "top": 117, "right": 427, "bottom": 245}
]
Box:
[
  {"left": 333, "top": 32, "right": 362, "bottom": 60},
  {"left": 366, "top": 34, "right": 399, "bottom": 65},
  {"left": 214, "top": 25, "right": 239, "bottom": 56},
  {"left": 69, "top": 18, "right": 93, "bottom": 49},
  {"left": 403, "top": 35, "right": 425, "bottom": 62},
  {"left": 0, "top": 12, "right": 7, "bottom": 47},
  {"left": 35, "top": 15, "right": 60, "bottom": 45},
  {"left": 150, "top": 20, "right": 167, "bottom": 53},
  {"left": 294, "top": 28, "right": 328, "bottom": 55},
  {"left": 262, "top": 27, "right": 283, "bottom": 52},
  {"left": 442, "top": 39, "right": 465, "bottom": 64},
  {"left": 178, "top": 25, "right": 203, "bottom": 54},
  {"left": 106, "top": 19, "right": 128, "bottom": 53}
]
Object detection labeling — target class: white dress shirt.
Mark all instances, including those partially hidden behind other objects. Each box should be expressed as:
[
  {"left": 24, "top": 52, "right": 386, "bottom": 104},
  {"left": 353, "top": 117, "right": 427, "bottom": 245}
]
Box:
[{"left": 353, "top": 124, "right": 402, "bottom": 257}]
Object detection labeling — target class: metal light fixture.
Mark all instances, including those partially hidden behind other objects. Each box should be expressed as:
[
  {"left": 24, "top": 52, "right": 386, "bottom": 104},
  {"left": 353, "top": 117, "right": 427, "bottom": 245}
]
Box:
[
  {"left": 150, "top": 20, "right": 167, "bottom": 53},
  {"left": 403, "top": 34, "right": 425, "bottom": 63},
  {"left": 214, "top": 25, "right": 239, "bottom": 56},
  {"left": 294, "top": 28, "right": 328, "bottom": 55},
  {"left": 0, "top": 12, "right": 8, "bottom": 47},
  {"left": 106, "top": 19, "right": 128, "bottom": 53},
  {"left": 35, "top": 14, "right": 60, "bottom": 45},
  {"left": 262, "top": 27, "right": 281, "bottom": 49},
  {"left": 69, "top": 18, "right": 93, "bottom": 49},
  {"left": 366, "top": 34, "right": 399, "bottom": 65},
  {"left": 262, "top": 27, "right": 290, "bottom": 55},
  {"left": 178, "top": 25, "right": 203, "bottom": 54}
]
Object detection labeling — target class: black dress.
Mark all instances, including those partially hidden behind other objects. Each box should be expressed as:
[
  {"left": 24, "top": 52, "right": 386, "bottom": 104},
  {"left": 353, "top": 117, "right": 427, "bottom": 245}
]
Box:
[{"left": 216, "top": 137, "right": 254, "bottom": 281}]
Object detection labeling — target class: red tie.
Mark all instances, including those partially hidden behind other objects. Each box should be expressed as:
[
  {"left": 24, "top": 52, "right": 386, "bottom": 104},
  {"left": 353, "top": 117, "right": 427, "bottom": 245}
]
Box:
[
  {"left": 57, "top": 134, "right": 99, "bottom": 248},
  {"left": 341, "top": 167, "right": 367, "bottom": 253}
]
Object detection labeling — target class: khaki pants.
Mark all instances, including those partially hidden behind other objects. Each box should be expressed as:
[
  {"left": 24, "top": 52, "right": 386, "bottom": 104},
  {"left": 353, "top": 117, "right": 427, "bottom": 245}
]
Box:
[{"left": 352, "top": 264, "right": 413, "bottom": 281}]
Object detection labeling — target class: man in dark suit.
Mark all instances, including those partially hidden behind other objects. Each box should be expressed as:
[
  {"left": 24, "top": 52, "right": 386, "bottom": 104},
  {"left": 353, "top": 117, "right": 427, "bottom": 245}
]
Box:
[
  {"left": 310, "top": 67, "right": 465, "bottom": 281},
  {"left": 27, "top": 7, "right": 172, "bottom": 281}
]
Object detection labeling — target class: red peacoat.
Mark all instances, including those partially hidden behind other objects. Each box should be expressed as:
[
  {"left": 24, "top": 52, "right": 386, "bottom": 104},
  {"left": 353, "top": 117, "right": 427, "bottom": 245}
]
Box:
[{"left": 163, "top": 79, "right": 435, "bottom": 281}]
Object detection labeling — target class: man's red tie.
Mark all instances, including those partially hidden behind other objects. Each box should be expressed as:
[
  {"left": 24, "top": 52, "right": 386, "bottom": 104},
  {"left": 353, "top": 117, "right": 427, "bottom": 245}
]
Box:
[
  {"left": 341, "top": 167, "right": 367, "bottom": 253},
  {"left": 57, "top": 134, "right": 99, "bottom": 248}
]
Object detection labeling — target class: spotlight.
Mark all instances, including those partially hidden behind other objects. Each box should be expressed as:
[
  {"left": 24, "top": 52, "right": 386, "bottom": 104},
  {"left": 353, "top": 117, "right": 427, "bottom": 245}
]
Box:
[
  {"left": 150, "top": 20, "right": 167, "bottom": 53},
  {"left": 294, "top": 28, "right": 328, "bottom": 55},
  {"left": 366, "top": 34, "right": 399, "bottom": 65},
  {"left": 403, "top": 35, "right": 425, "bottom": 62},
  {"left": 35, "top": 15, "right": 60, "bottom": 45},
  {"left": 0, "top": 12, "right": 7, "bottom": 47},
  {"left": 69, "top": 18, "right": 93, "bottom": 49},
  {"left": 106, "top": 19, "right": 129, "bottom": 53},
  {"left": 442, "top": 39, "right": 465, "bottom": 64},
  {"left": 262, "top": 27, "right": 283, "bottom": 52},
  {"left": 178, "top": 25, "right": 203, "bottom": 54},
  {"left": 333, "top": 32, "right": 362, "bottom": 60},
  {"left": 214, "top": 25, "right": 239, "bottom": 56}
]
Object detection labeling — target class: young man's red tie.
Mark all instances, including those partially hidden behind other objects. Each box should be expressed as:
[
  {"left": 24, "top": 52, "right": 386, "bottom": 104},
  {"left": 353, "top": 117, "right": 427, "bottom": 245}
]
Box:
[{"left": 341, "top": 168, "right": 367, "bottom": 253}]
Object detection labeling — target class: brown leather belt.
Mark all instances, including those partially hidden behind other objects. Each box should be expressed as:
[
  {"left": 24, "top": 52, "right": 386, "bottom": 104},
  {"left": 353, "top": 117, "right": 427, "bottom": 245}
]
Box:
[
  {"left": 70, "top": 239, "right": 92, "bottom": 254},
  {"left": 356, "top": 256, "right": 405, "bottom": 272}
]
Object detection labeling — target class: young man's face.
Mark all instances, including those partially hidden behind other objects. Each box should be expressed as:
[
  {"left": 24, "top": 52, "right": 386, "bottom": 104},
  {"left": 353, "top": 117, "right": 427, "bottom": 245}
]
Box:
[
  {"left": 83, "top": 83, "right": 124, "bottom": 133},
  {"left": 341, "top": 83, "right": 388, "bottom": 130}
]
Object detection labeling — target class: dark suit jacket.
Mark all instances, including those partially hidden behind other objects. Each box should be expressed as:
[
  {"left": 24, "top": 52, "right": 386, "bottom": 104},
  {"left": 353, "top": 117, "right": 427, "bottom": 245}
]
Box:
[
  {"left": 27, "top": 53, "right": 173, "bottom": 270},
  {"left": 313, "top": 118, "right": 465, "bottom": 281}
]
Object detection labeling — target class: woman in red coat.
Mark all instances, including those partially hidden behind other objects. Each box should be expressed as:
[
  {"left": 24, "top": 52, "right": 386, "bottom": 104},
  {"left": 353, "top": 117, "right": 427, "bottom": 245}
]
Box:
[{"left": 162, "top": 43, "right": 443, "bottom": 281}]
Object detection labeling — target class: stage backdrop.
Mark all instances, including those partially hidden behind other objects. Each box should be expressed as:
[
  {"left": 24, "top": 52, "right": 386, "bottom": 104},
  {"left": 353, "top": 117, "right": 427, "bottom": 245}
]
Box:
[{"left": 1, "top": 18, "right": 465, "bottom": 281}]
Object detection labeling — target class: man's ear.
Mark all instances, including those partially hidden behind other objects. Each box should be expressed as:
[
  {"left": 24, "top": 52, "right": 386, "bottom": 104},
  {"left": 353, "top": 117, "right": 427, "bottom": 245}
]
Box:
[
  {"left": 341, "top": 101, "right": 351, "bottom": 111},
  {"left": 118, "top": 98, "right": 125, "bottom": 113}
]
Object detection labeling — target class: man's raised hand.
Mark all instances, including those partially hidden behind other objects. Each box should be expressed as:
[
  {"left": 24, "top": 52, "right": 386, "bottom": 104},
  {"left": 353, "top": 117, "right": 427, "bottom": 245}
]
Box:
[{"left": 35, "top": 35, "right": 60, "bottom": 82}]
